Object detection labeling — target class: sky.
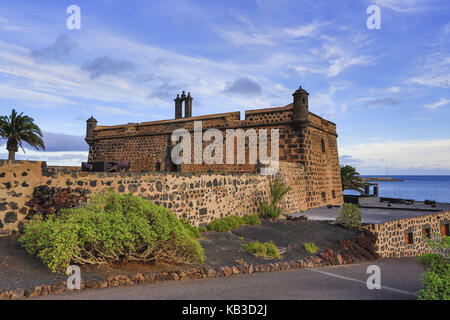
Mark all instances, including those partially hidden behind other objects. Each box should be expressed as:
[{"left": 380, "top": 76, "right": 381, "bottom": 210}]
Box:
[{"left": 0, "top": 0, "right": 449, "bottom": 174}]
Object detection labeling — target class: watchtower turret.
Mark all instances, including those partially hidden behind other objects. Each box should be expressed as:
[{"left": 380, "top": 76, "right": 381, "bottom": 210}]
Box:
[{"left": 292, "top": 86, "right": 309, "bottom": 125}]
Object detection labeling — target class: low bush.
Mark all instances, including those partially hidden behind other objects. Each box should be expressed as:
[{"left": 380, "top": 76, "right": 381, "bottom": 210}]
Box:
[
  {"left": 19, "top": 190, "right": 205, "bottom": 273},
  {"left": 303, "top": 242, "right": 320, "bottom": 254},
  {"left": 336, "top": 203, "right": 362, "bottom": 228},
  {"left": 259, "top": 201, "right": 282, "bottom": 220},
  {"left": 198, "top": 226, "right": 208, "bottom": 233},
  {"left": 180, "top": 219, "right": 202, "bottom": 239},
  {"left": 417, "top": 234, "right": 450, "bottom": 300},
  {"left": 207, "top": 214, "right": 261, "bottom": 232},
  {"left": 242, "top": 241, "right": 281, "bottom": 259},
  {"left": 242, "top": 214, "right": 261, "bottom": 226},
  {"left": 207, "top": 215, "right": 244, "bottom": 232}
]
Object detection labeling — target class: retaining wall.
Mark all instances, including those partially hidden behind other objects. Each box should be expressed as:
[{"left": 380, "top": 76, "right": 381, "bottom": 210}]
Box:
[{"left": 0, "top": 160, "right": 343, "bottom": 232}]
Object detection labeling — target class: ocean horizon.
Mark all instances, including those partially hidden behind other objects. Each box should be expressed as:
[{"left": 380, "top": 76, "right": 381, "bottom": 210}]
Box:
[{"left": 344, "top": 175, "right": 450, "bottom": 203}]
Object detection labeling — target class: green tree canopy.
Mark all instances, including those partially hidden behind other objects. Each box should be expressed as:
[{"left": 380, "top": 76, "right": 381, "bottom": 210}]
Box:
[
  {"left": 340, "top": 165, "right": 365, "bottom": 194},
  {"left": 0, "top": 109, "right": 45, "bottom": 160}
]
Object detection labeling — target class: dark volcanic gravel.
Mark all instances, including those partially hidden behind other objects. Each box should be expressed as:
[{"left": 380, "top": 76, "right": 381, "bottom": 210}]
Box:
[
  {"left": 200, "top": 219, "right": 360, "bottom": 268},
  {"left": 0, "top": 220, "right": 360, "bottom": 291}
]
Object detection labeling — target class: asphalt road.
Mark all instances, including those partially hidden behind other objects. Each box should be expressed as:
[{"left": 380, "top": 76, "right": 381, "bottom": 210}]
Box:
[{"left": 34, "top": 257, "right": 424, "bottom": 300}]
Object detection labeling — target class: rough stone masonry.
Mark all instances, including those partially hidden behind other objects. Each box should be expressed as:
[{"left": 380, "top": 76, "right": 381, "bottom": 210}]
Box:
[{"left": 86, "top": 86, "right": 343, "bottom": 209}]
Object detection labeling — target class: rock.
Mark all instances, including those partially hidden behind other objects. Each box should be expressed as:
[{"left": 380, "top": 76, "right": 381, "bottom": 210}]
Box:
[
  {"left": 169, "top": 272, "right": 179, "bottom": 281},
  {"left": 107, "top": 276, "right": 120, "bottom": 287},
  {"left": 41, "top": 285, "right": 51, "bottom": 296},
  {"left": 26, "top": 286, "right": 42, "bottom": 298},
  {"left": 336, "top": 254, "right": 343, "bottom": 265},
  {"left": 178, "top": 271, "right": 189, "bottom": 280},
  {"left": 234, "top": 259, "right": 246, "bottom": 266},
  {"left": 144, "top": 273, "right": 155, "bottom": 282},
  {"left": 207, "top": 269, "right": 217, "bottom": 278},
  {"left": 85, "top": 280, "right": 99, "bottom": 289},
  {"left": 231, "top": 266, "right": 239, "bottom": 275},
  {"left": 0, "top": 290, "right": 12, "bottom": 300},
  {"left": 222, "top": 267, "right": 232, "bottom": 277},
  {"left": 133, "top": 273, "right": 145, "bottom": 284},
  {"left": 50, "top": 283, "right": 66, "bottom": 294},
  {"left": 116, "top": 275, "right": 133, "bottom": 286}
]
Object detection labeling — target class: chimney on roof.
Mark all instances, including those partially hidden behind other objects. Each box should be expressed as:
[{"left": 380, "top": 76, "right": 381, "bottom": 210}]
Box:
[
  {"left": 185, "top": 92, "right": 193, "bottom": 118},
  {"left": 174, "top": 91, "right": 193, "bottom": 119},
  {"left": 174, "top": 94, "right": 182, "bottom": 119}
]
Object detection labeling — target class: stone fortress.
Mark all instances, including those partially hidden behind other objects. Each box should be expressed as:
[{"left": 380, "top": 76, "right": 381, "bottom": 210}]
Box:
[
  {"left": 86, "top": 86, "right": 343, "bottom": 209},
  {"left": 1, "top": 86, "right": 449, "bottom": 258}
]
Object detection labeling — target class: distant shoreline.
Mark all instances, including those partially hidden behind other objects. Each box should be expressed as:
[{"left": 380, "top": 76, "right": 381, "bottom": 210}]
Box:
[{"left": 362, "top": 177, "right": 404, "bottom": 182}]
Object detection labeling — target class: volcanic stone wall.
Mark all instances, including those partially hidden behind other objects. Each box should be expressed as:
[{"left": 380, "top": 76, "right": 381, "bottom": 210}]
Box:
[
  {"left": 363, "top": 211, "right": 450, "bottom": 257},
  {"left": 88, "top": 104, "right": 343, "bottom": 210},
  {"left": 0, "top": 160, "right": 326, "bottom": 233}
]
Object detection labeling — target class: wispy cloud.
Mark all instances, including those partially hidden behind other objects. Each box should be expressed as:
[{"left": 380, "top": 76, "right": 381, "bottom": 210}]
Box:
[
  {"left": 361, "top": 97, "right": 401, "bottom": 107},
  {"left": 0, "top": 17, "right": 21, "bottom": 31},
  {"left": 425, "top": 98, "right": 450, "bottom": 110},
  {"left": 373, "top": 0, "right": 428, "bottom": 13}
]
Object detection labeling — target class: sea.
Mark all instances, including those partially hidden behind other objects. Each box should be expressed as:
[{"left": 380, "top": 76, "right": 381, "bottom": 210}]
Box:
[{"left": 343, "top": 175, "right": 450, "bottom": 203}]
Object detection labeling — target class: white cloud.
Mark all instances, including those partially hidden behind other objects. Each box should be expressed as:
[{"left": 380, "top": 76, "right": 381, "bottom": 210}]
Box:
[
  {"left": 340, "top": 138, "right": 450, "bottom": 170},
  {"left": 0, "top": 145, "right": 88, "bottom": 166},
  {"left": 283, "top": 21, "right": 327, "bottom": 39},
  {"left": 424, "top": 98, "right": 450, "bottom": 110},
  {"left": 0, "top": 17, "right": 21, "bottom": 31},
  {"left": 323, "top": 44, "right": 372, "bottom": 77},
  {"left": 217, "top": 29, "right": 276, "bottom": 46},
  {"left": 373, "top": 0, "right": 428, "bottom": 13}
]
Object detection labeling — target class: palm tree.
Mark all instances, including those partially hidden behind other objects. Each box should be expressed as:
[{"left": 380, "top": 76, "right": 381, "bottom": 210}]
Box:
[
  {"left": 0, "top": 109, "right": 45, "bottom": 160},
  {"left": 340, "top": 165, "right": 365, "bottom": 194}
]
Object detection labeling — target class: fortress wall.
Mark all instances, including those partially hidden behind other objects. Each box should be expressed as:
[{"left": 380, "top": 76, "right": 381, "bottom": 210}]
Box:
[{"left": 0, "top": 160, "right": 337, "bottom": 233}]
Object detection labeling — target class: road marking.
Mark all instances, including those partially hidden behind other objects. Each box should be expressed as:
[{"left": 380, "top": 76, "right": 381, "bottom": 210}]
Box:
[{"left": 309, "top": 269, "right": 416, "bottom": 297}]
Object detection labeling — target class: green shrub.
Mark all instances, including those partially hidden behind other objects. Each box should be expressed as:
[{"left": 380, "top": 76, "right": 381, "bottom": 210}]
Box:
[
  {"left": 260, "top": 179, "right": 290, "bottom": 220},
  {"left": 242, "top": 214, "right": 261, "bottom": 226},
  {"left": 417, "top": 266, "right": 450, "bottom": 300},
  {"left": 198, "top": 226, "right": 208, "bottom": 233},
  {"left": 303, "top": 242, "right": 320, "bottom": 254},
  {"left": 336, "top": 203, "right": 362, "bottom": 228},
  {"left": 242, "top": 241, "right": 281, "bottom": 259},
  {"left": 180, "top": 219, "right": 202, "bottom": 239},
  {"left": 19, "top": 190, "right": 205, "bottom": 273},
  {"left": 417, "top": 253, "right": 448, "bottom": 274},
  {"left": 206, "top": 214, "right": 261, "bottom": 232},
  {"left": 259, "top": 201, "right": 282, "bottom": 220},
  {"left": 207, "top": 215, "right": 244, "bottom": 232},
  {"left": 417, "top": 234, "right": 450, "bottom": 300}
]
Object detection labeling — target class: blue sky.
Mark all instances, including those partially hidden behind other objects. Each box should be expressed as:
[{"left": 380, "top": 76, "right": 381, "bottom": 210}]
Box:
[{"left": 0, "top": 0, "right": 449, "bottom": 174}]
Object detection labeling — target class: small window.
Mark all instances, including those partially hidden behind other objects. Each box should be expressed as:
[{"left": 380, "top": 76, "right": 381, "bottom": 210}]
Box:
[
  {"left": 321, "top": 192, "right": 326, "bottom": 201},
  {"left": 405, "top": 232, "right": 413, "bottom": 245},
  {"left": 332, "top": 190, "right": 336, "bottom": 199},
  {"left": 156, "top": 162, "right": 161, "bottom": 172},
  {"left": 422, "top": 228, "right": 431, "bottom": 239},
  {"left": 441, "top": 223, "right": 449, "bottom": 236},
  {"left": 321, "top": 138, "right": 326, "bottom": 153}
]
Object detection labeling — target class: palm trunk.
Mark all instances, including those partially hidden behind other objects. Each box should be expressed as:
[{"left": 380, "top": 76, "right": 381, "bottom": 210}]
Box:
[{"left": 8, "top": 150, "right": 15, "bottom": 161}]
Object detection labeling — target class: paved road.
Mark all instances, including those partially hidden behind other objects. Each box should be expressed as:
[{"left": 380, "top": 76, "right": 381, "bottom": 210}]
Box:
[{"left": 34, "top": 258, "right": 423, "bottom": 300}]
